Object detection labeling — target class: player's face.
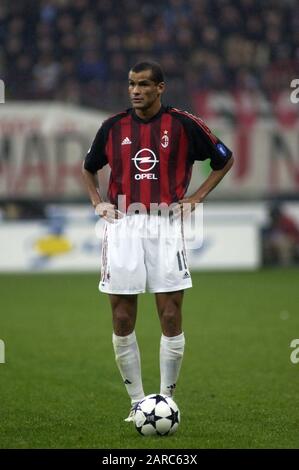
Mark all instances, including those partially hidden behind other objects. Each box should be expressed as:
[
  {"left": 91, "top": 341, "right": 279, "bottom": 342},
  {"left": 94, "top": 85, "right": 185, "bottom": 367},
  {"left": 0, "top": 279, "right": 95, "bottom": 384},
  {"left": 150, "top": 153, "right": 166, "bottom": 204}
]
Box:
[{"left": 128, "top": 70, "right": 165, "bottom": 111}]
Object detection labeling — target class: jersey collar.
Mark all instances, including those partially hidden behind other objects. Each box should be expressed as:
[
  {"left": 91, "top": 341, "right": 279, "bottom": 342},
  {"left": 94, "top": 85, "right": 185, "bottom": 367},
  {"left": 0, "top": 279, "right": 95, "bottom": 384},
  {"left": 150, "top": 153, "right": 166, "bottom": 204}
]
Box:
[{"left": 130, "top": 105, "right": 166, "bottom": 123}]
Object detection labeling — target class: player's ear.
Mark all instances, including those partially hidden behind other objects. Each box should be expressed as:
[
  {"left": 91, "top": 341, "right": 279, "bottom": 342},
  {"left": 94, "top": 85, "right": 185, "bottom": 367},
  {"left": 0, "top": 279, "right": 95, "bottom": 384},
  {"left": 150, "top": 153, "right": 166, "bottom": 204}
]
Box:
[{"left": 157, "top": 82, "right": 165, "bottom": 96}]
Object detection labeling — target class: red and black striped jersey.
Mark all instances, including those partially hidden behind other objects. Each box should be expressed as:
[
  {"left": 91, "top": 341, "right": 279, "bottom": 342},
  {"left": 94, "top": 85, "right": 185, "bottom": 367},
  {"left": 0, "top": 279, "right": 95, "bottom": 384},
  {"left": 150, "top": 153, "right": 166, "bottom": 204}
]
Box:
[{"left": 84, "top": 105, "right": 232, "bottom": 209}]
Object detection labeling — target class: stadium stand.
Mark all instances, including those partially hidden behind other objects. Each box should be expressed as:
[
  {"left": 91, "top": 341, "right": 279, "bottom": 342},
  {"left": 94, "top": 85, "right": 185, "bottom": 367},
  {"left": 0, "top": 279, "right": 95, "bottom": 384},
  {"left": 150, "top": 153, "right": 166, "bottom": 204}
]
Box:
[{"left": 1, "top": 0, "right": 298, "bottom": 111}]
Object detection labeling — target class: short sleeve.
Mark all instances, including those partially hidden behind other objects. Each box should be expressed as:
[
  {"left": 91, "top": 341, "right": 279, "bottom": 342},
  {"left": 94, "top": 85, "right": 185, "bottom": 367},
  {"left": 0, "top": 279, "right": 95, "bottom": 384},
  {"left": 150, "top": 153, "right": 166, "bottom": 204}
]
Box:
[
  {"left": 83, "top": 123, "right": 109, "bottom": 174},
  {"left": 187, "top": 116, "right": 233, "bottom": 170}
]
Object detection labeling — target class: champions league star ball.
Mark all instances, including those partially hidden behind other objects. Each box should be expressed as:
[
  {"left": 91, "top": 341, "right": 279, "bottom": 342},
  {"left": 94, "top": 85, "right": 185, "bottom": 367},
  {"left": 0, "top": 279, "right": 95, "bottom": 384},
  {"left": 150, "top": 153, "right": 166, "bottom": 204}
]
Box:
[{"left": 134, "top": 394, "right": 180, "bottom": 436}]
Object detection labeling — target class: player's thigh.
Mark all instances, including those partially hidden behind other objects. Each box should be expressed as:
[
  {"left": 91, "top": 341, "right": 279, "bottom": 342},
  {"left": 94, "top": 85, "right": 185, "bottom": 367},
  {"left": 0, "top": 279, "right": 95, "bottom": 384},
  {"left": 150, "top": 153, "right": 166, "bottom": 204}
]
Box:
[{"left": 155, "top": 290, "right": 184, "bottom": 314}]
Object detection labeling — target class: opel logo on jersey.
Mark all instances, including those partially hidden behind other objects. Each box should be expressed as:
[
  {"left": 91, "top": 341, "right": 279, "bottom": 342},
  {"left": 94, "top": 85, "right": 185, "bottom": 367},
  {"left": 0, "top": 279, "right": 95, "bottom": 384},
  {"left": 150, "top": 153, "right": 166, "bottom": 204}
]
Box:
[
  {"left": 133, "top": 148, "right": 158, "bottom": 172},
  {"left": 133, "top": 149, "right": 158, "bottom": 171},
  {"left": 132, "top": 148, "right": 158, "bottom": 180}
]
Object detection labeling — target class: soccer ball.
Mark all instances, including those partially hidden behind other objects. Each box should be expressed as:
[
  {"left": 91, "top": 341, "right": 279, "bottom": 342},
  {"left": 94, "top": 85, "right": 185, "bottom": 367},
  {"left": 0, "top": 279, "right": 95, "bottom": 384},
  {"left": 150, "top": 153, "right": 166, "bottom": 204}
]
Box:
[{"left": 134, "top": 394, "right": 180, "bottom": 436}]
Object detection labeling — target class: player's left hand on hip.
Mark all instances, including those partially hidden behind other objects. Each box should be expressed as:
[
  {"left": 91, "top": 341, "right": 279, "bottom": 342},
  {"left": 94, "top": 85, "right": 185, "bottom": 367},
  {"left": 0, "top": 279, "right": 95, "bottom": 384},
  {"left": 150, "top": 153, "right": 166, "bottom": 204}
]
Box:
[
  {"left": 95, "top": 202, "right": 124, "bottom": 223},
  {"left": 172, "top": 198, "right": 198, "bottom": 219}
]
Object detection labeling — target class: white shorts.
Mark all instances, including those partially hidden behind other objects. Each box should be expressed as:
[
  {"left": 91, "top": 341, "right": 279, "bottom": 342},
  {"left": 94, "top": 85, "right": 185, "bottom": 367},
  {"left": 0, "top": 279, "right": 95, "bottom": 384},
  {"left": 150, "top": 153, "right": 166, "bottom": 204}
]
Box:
[{"left": 99, "top": 214, "right": 192, "bottom": 294}]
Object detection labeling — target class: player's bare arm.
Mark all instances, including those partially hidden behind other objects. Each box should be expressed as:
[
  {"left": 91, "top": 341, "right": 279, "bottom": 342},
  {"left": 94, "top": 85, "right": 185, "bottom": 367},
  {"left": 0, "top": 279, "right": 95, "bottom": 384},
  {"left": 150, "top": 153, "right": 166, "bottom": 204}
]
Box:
[
  {"left": 82, "top": 164, "right": 122, "bottom": 222},
  {"left": 179, "top": 156, "right": 234, "bottom": 211},
  {"left": 81, "top": 164, "right": 102, "bottom": 208}
]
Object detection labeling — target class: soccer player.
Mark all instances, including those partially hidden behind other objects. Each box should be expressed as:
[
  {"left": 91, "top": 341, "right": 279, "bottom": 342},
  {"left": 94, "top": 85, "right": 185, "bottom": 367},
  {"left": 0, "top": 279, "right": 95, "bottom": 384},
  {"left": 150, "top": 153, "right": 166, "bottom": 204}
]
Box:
[{"left": 82, "top": 61, "right": 234, "bottom": 422}]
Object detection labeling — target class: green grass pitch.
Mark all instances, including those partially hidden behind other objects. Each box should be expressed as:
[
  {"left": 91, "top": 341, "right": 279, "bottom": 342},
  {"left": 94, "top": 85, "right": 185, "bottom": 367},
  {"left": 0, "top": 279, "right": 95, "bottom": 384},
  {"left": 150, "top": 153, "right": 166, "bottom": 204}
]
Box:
[{"left": 0, "top": 269, "right": 298, "bottom": 449}]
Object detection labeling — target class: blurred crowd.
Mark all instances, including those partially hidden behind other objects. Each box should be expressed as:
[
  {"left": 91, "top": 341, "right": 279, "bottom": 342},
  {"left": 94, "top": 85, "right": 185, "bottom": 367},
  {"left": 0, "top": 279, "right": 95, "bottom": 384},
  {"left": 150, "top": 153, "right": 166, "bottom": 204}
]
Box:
[
  {"left": 1, "top": 0, "right": 298, "bottom": 111},
  {"left": 262, "top": 204, "right": 299, "bottom": 267}
]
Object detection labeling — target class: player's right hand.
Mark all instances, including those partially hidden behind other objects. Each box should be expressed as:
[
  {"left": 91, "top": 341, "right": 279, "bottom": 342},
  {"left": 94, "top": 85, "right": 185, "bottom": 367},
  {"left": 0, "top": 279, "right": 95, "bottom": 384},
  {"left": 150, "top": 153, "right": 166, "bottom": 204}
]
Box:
[{"left": 94, "top": 202, "right": 124, "bottom": 223}]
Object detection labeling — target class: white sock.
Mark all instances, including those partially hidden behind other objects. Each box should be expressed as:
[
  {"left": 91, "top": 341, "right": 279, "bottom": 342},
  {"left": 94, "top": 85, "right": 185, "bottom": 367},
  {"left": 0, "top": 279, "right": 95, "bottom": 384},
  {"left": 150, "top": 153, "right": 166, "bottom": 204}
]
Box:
[
  {"left": 160, "top": 332, "right": 185, "bottom": 397},
  {"left": 112, "top": 331, "right": 145, "bottom": 405}
]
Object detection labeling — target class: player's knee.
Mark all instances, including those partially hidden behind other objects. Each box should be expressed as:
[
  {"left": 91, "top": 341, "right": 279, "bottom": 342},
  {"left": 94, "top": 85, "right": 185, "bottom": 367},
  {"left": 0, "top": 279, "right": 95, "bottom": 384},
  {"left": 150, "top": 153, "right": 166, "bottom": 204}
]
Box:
[
  {"left": 159, "top": 298, "right": 182, "bottom": 335},
  {"left": 160, "top": 305, "right": 180, "bottom": 325},
  {"left": 113, "top": 308, "right": 134, "bottom": 334}
]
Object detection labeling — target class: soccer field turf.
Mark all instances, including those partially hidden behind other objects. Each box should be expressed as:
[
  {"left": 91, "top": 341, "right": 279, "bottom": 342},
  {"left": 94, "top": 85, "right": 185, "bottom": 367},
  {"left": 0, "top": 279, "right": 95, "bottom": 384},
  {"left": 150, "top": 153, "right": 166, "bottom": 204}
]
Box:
[{"left": 0, "top": 269, "right": 298, "bottom": 449}]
